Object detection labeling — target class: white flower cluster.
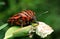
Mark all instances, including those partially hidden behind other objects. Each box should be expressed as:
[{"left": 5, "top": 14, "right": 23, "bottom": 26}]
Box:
[{"left": 36, "top": 22, "right": 54, "bottom": 38}]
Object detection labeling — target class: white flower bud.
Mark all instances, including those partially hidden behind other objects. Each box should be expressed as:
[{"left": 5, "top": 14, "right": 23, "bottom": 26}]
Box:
[{"left": 36, "top": 22, "right": 54, "bottom": 38}]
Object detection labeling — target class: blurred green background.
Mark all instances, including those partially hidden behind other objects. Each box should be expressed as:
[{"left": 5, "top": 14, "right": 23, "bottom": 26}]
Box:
[{"left": 0, "top": 0, "right": 60, "bottom": 39}]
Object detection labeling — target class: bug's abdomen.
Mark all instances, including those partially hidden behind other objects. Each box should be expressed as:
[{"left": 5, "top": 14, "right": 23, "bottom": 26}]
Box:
[{"left": 8, "top": 10, "right": 36, "bottom": 26}]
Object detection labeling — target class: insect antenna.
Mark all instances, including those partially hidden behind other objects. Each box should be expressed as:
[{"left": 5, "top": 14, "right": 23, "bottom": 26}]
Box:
[
  {"left": 35, "top": 11, "right": 48, "bottom": 24},
  {"left": 38, "top": 11, "right": 48, "bottom": 17}
]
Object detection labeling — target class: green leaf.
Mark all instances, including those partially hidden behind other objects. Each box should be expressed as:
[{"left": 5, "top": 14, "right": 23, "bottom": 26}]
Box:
[{"left": 0, "top": 23, "right": 8, "bottom": 30}]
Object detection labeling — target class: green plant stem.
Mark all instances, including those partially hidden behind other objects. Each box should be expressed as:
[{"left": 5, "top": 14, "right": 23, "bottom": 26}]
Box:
[
  {"left": 13, "top": 26, "right": 32, "bottom": 37},
  {"left": 4, "top": 23, "right": 38, "bottom": 39}
]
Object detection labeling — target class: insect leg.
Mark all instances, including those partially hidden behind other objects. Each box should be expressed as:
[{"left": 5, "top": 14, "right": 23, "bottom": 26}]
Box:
[{"left": 19, "top": 20, "right": 23, "bottom": 27}]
